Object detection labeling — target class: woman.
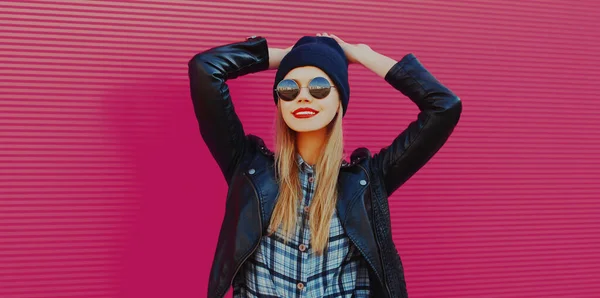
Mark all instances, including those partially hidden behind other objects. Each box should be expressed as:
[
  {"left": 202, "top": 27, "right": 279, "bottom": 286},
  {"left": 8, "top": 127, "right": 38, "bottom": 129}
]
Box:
[{"left": 188, "top": 33, "right": 462, "bottom": 298}]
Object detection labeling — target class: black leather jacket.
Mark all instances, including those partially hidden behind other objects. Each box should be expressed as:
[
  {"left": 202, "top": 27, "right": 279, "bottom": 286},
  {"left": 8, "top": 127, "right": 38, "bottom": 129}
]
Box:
[{"left": 188, "top": 36, "right": 462, "bottom": 298}]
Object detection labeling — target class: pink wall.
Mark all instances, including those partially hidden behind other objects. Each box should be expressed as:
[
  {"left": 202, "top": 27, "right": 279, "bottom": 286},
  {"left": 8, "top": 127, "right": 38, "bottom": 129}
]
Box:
[{"left": 1, "top": 1, "right": 599, "bottom": 297}]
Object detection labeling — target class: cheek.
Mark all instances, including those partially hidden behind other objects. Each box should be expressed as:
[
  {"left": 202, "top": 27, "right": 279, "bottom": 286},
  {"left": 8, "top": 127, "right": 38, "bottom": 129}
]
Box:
[
  {"left": 279, "top": 102, "right": 292, "bottom": 116},
  {"left": 322, "top": 97, "right": 340, "bottom": 115},
  {"left": 279, "top": 103, "right": 296, "bottom": 124}
]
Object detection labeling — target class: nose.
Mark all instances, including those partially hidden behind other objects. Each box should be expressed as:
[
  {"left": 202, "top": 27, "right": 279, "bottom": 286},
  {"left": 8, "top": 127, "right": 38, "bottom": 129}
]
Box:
[{"left": 295, "top": 88, "right": 313, "bottom": 103}]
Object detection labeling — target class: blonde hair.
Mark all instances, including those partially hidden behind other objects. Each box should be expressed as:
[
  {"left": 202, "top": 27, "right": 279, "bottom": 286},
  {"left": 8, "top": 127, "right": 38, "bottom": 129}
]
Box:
[{"left": 268, "top": 103, "right": 345, "bottom": 255}]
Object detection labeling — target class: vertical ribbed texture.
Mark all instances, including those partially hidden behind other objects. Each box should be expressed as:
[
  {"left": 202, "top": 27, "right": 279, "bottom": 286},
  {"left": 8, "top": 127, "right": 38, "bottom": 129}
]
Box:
[{"left": 0, "top": 1, "right": 598, "bottom": 297}]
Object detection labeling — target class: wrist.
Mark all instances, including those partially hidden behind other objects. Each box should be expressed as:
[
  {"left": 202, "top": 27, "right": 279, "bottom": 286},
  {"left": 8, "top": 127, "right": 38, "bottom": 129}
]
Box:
[
  {"left": 356, "top": 47, "right": 397, "bottom": 78},
  {"left": 354, "top": 46, "right": 375, "bottom": 65},
  {"left": 268, "top": 48, "right": 285, "bottom": 69}
]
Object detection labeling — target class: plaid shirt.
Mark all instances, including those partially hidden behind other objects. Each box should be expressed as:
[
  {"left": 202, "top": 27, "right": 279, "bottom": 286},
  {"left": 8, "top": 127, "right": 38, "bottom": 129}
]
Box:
[{"left": 233, "top": 154, "right": 371, "bottom": 297}]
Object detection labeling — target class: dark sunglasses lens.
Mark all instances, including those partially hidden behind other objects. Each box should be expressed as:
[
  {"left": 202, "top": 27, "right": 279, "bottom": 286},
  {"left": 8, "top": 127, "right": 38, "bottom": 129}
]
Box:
[
  {"left": 277, "top": 79, "right": 299, "bottom": 101},
  {"left": 309, "top": 77, "right": 332, "bottom": 99}
]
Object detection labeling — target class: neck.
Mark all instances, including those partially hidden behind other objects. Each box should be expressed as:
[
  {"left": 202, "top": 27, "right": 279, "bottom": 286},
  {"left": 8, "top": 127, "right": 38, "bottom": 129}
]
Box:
[{"left": 296, "top": 128, "right": 328, "bottom": 166}]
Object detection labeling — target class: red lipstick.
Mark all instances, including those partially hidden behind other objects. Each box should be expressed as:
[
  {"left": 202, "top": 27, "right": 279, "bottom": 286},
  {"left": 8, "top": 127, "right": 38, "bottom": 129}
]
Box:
[{"left": 292, "top": 107, "right": 319, "bottom": 119}]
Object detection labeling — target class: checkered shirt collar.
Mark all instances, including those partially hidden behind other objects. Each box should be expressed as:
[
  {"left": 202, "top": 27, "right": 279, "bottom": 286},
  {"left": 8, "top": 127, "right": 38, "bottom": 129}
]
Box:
[{"left": 296, "top": 153, "right": 314, "bottom": 174}]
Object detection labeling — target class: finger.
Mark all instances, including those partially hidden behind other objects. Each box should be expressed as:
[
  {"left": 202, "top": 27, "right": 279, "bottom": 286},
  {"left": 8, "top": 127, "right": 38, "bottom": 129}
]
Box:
[
  {"left": 316, "top": 33, "right": 321, "bottom": 36},
  {"left": 330, "top": 34, "right": 343, "bottom": 43}
]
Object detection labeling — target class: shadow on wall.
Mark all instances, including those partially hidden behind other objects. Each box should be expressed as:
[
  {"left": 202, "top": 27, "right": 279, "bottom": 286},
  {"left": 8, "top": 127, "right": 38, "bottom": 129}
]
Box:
[{"left": 101, "top": 75, "right": 238, "bottom": 297}]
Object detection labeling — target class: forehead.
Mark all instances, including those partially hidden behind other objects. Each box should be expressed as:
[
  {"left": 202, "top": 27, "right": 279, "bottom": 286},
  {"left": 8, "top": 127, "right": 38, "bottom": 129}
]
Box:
[{"left": 283, "top": 66, "right": 332, "bottom": 84}]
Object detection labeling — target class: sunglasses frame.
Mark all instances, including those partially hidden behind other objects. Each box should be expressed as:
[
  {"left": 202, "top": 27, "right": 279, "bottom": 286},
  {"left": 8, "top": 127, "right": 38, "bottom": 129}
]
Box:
[{"left": 275, "top": 77, "right": 336, "bottom": 101}]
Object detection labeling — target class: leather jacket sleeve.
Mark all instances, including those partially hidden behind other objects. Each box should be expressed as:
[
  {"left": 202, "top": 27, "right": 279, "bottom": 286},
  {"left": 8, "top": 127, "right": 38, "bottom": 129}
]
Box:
[
  {"left": 372, "top": 53, "right": 462, "bottom": 196},
  {"left": 187, "top": 37, "right": 270, "bottom": 184}
]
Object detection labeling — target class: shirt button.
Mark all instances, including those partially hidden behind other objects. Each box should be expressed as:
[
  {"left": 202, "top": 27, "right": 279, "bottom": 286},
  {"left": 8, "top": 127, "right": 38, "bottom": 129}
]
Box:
[
  {"left": 359, "top": 179, "right": 367, "bottom": 186},
  {"left": 304, "top": 206, "right": 310, "bottom": 212},
  {"left": 297, "top": 282, "right": 304, "bottom": 290},
  {"left": 308, "top": 176, "right": 314, "bottom": 183},
  {"left": 299, "top": 244, "right": 306, "bottom": 252},
  {"left": 248, "top": 169, "right": 256, "bottom": 175}
]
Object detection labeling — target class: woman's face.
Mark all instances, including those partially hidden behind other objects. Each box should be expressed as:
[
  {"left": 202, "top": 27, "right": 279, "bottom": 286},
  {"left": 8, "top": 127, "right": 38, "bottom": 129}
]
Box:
[{"left": 278, "top": 66, "right": 341, "bottom": 133}]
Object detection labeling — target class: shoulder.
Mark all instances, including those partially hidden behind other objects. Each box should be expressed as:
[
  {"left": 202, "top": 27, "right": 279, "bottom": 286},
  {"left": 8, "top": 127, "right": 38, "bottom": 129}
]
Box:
[
  {"left": 246, "top": 134, "right": 274, "bottom": 158},
  {"left": 342, "top": 147, "right": 372, "bottom": 169}
]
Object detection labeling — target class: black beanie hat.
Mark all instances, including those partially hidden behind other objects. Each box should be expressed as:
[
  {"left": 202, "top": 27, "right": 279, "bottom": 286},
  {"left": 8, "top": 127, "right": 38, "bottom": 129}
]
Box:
[{"left": 273, "top": 36, "right": 350, "bottom": 116}]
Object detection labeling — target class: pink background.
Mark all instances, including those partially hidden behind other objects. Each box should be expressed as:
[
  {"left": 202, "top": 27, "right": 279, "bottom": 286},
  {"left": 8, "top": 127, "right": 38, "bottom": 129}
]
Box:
[{"left": 1, "top": 1, "right": 599, "bottom": 297}]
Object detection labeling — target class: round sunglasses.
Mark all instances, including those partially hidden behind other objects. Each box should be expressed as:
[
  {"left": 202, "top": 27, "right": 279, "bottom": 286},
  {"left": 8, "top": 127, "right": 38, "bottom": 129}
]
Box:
[{"left": 275, "top": 77, "right": 336, "bottom": 101}]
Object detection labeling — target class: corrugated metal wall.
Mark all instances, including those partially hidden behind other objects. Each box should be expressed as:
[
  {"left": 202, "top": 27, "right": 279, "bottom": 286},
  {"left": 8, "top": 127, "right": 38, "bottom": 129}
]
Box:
[{"left": 1, "top": 1, "right": 599, "bottom": 297}]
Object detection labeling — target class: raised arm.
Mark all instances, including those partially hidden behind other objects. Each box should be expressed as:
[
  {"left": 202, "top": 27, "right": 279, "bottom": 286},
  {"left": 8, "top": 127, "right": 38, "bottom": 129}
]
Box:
[
  {"left": 367, "top": 51, "right": 462, "bottom": 196},
  {"left": 322, "top": 33, "right": 462, "bottom": 196},
  {"left": 187, "top": 36, "right": 270, "bottom": 184}
]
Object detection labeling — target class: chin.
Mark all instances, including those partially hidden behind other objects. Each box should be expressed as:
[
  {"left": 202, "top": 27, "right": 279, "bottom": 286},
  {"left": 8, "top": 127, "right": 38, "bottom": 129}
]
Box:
[
  {"left": 283, "top": 113, "right": 336, "bottom": 133},
  {"left": 284, "top": 118, "right": 327, "bottom": 132},
  {"left": 288, "top": 122, "right": 327, "bottom": 132}
]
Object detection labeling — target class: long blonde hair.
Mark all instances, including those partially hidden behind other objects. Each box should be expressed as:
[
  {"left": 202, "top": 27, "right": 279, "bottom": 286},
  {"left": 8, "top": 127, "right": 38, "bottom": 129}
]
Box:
[{"left": 268, "top": 103, "right": 345, "bottom": 256}]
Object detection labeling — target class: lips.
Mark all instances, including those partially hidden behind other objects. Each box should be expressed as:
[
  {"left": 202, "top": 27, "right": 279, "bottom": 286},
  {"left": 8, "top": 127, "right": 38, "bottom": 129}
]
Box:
[{"left": 292, "top": 107, "right": 319, "bottom": 119}]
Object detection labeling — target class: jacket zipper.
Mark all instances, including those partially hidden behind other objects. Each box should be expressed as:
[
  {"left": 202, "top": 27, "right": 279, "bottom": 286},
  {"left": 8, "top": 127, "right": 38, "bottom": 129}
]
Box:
[
  {"left": 219, "top": 173, "right": 263, "bottom": 298},
  {"left": 357, "top": 164, "right": 393, "bottom": 298}
]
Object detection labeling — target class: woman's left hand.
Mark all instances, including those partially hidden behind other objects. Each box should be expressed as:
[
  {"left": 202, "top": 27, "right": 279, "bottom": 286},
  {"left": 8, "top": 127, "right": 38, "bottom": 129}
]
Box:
[{"left": 316, "top": 32, "right": 371, "bottom": 64}]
